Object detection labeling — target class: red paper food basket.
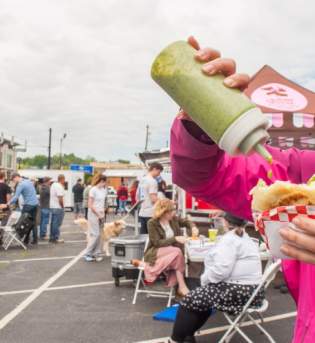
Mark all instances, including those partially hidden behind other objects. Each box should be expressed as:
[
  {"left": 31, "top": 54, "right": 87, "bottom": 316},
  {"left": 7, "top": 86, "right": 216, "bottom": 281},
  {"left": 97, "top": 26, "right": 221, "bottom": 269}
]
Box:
[{"left": 255, "top": 205, "right": 315, "bottom": 259}]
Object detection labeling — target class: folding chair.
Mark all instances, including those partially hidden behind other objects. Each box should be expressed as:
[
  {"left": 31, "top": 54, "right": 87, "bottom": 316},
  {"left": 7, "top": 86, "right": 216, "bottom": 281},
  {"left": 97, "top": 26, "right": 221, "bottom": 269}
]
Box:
[
  {"left": 218, "top": 259, "right": 282, "bottom": 343},
  {"left": 251, "top": 237, "right": 273, "bottom": 271},
  {"left": 0, "top": 211, "right": 26, "bottom": 250},
  {"left": 132, "top": 236, "right": 174, "bottom": 307}
]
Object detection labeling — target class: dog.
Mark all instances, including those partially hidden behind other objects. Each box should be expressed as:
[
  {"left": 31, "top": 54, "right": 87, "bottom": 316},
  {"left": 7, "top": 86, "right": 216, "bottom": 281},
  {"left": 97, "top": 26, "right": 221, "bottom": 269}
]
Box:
[
  {"left": 102, "top": 219, "right": 126, "bottom": 256},
  {"left": 74, "top": 217, "right": 89, "bottom": 235},
  {"left": 74, "top": 217, "right": 126, "bottom": 256}
]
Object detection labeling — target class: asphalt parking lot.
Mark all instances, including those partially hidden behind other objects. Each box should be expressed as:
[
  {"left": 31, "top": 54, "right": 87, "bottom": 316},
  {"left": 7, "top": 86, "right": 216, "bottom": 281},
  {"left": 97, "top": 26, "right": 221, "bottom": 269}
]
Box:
[{"left": 0, "top": 213, "right": 297, "bottom": 343}]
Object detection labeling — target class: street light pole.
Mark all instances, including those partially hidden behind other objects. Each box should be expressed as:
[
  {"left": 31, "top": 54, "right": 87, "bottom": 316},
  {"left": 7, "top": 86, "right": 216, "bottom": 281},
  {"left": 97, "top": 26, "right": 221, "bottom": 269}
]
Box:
[
  {"left": 48, "top": 128, "right": 52, "bottom": 170},
  {"left": 59, "top": 133, "right": 67, "bottom": 169}
]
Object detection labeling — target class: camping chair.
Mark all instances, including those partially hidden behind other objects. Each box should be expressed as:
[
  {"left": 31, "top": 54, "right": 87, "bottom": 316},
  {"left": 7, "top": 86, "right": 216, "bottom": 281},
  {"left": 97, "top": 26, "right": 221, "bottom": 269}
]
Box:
[
  {"left": 0, "top": 211, "right": 26, "bottom": 250},
  {"left": 132, "top": 236, "right": 174, "bottom": 307},
  {"left": 218, "top": 259, "right": 282, "bottom": 343}
]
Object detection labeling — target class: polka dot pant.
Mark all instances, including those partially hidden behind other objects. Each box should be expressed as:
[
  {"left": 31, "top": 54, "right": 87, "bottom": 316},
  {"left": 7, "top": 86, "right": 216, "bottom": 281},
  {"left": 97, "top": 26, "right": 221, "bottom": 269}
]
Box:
[{"left": 181, "top": 282, "right": 265, "bottom": 316}]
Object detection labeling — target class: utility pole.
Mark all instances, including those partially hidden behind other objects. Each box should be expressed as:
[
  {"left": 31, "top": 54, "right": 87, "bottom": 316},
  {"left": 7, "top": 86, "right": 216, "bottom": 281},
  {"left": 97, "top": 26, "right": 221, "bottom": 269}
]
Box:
[
  {"left": 48, "top": 128, "right": 52, "bottom": 170},
  {"left": 144, "top": 125, "right": 150, "bottom": 151}
]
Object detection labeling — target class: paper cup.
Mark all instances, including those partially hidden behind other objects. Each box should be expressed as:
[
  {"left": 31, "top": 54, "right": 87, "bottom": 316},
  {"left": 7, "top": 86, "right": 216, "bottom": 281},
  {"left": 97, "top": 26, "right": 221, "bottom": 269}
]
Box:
[
  {"left": 255, "top": 205, "right": 315, "bottom": 259},
  {"left": 263, "top": 221, "right": 295, "bottom": 259}
]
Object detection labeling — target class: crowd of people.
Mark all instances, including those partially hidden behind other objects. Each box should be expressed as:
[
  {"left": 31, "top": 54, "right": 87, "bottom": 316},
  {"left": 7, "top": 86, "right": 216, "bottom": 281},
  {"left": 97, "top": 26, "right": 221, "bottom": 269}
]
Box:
[
  {"left": 0, "top": 172, "right": 67, "bottom": 244},
  {"left": 0, "top": 166, "right": 170, "bottom": 252}
]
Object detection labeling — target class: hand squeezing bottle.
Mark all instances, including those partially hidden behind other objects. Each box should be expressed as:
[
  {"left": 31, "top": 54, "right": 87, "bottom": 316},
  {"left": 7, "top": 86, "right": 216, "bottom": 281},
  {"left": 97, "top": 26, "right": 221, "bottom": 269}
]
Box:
[{"left": 151, "top": 41, "right": 272, "bottom": 163}]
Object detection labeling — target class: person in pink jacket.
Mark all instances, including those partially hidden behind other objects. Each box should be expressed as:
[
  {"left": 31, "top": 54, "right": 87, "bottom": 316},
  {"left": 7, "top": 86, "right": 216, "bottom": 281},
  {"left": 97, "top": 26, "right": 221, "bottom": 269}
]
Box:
[{"left": 169, "top": 37, "right": 315, "bottom": 343}]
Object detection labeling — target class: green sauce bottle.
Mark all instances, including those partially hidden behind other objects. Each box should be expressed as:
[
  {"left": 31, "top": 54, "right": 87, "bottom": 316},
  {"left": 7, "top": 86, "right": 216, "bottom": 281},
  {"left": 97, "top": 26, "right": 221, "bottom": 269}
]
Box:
[{"left": 151, "top": 41, "right": 272, "bottom": 162}]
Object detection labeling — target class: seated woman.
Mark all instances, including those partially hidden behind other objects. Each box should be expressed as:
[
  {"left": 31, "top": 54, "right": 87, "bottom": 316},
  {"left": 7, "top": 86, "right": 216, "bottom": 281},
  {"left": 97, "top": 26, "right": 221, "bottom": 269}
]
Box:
[
  {"left": 170, "top": 213, "right": 264, "bottom": 343},
  {"left": 132, "top": 198, "right": 199, "bottom": 296}
]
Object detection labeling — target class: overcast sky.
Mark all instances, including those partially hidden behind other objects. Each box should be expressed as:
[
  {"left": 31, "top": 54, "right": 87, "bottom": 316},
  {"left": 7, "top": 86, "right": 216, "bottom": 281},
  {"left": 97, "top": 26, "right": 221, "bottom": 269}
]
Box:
[{"left": 1, "top": 0, "right": 315, "bottom": 162}]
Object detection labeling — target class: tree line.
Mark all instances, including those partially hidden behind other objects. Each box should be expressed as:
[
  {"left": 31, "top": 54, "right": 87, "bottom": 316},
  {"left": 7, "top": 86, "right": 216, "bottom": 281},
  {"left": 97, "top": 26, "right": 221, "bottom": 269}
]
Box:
[{"left": 18, "top": 154, "right": 130, "bottom": 169}]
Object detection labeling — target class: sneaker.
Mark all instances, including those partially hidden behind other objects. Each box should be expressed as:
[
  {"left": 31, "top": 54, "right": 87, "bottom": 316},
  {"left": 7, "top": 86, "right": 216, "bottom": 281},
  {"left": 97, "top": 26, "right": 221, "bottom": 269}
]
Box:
[
  {"left": 84, "top": 255, "right": 95, "bottom": 262},
  {"left": 95, "top": 256, "right": 104, "bottom": 262},
  {"left": 55, "top": 238, "right": 64, "bottom": 243},
  {"left": 39, "top": 236, "right": 49, "bottom": 241}
]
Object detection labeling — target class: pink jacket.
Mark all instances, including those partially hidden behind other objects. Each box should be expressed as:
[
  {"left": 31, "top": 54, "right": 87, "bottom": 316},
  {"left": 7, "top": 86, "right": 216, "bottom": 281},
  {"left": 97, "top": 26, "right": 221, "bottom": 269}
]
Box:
[{"left": 171, "top": 118, "right": 315, "bottom": 343}]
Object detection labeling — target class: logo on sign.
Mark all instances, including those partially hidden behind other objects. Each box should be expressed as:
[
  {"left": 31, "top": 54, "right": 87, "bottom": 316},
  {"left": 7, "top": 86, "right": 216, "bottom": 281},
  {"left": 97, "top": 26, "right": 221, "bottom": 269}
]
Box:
[{"left": 251, "top": 83, "right": 308, "bottom": 111}]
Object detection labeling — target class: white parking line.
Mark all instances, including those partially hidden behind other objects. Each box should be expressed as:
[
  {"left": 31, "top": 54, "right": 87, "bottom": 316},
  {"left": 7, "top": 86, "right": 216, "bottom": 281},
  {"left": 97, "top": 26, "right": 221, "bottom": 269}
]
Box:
[
  {"left": 0, "top": 280, "right": 131, "bottom": 296},
  {"left": 0, "top": 256, "right": 76, "bottom": 264},
  {"left": 47, "top": 280, "right": 130, "bottom": 291},
  {"left": 63, "top": 240, "right": 86, "bottom": 243},
  {"left": 60, "top": 231, "right": 84, "bottom": 234},
  {"left": 37, "top": 240, "right": 86, "bottom": 245},
  {"left": 0, "top": 249, "right": 86, "bottom": 331},
  {"left": 134, "top": 311, "right": 297, "bottom": 343}
]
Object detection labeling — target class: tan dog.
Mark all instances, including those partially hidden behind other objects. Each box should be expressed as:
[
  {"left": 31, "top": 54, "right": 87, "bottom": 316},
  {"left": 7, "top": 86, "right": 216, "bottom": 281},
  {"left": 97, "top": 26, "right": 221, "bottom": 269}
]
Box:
[
  {"left": 74, "top": 217, "right": 89, "bottom": 235},
  {"left": 74, "top": 218, "right": 126, "bottom": 256},
  {"left": 102, "top": 220, "right": 126, "bottom": 256}
]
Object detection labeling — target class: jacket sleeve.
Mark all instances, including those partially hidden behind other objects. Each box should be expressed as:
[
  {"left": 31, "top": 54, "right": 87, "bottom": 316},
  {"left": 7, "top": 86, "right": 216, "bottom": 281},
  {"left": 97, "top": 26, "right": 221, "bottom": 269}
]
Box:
[
  {"left": 148, "top": 221, "right": 176, "bottom": 248},
  {"left": 10, "top": 183, "right": 24, "bottom": 205},
  {"left": 171, "top": 117, "right": 315, "bottom": 221}
]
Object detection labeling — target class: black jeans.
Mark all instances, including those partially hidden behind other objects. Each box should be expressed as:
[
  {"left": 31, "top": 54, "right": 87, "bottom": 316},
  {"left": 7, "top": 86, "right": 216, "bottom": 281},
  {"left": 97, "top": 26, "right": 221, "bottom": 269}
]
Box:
[
  {"left": 171, "top": 306, "right": 212, "bottom": 342},
  {"left": 139, "top": 216, "right": 151, "bottom": 234},
  {"left": 22, "top": 205, "right": 38, "bottom": 243}
]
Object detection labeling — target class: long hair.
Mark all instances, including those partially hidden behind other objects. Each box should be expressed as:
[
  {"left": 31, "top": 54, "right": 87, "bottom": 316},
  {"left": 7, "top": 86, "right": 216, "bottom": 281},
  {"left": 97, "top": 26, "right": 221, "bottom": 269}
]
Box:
[
  {"left": 91, "top": 173, "right": 107, "bottom": 186},
  {"left": 153, "top": 199, "right": 175, "bottom": 219}
]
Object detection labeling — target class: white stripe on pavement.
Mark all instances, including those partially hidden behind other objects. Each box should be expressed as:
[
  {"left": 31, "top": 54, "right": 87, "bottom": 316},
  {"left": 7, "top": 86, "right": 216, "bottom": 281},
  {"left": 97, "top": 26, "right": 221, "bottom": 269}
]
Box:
[
  {"left": 60, "top": 231, "right": 85, "bottom": 234},
  {"left": 0, "top": 289, "right": 36, "bottom": 296},
  {"left": 0, "top": 279, "right": 131, "bottom": 296},
  {"left": 0, "top": 256, "right": 76, "bottom": 264},
  {"left": 134, "top": 311, "right": 297, "bottom": 343},
  {"left": 0, "top": 249, "right": 86, "bottom": 331},
  {"left": 47, "top": 280, "right": 130, "bottom": 291},
  {"left": 37, "top": 240, "right": 86, "bottom": 245}
]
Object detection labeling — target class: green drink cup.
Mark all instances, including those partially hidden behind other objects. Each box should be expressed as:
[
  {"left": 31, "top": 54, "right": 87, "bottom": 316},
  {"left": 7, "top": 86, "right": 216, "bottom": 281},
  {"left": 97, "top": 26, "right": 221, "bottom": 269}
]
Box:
[{"left": 151, "top": 41, "right": 272, "bottom": 162}]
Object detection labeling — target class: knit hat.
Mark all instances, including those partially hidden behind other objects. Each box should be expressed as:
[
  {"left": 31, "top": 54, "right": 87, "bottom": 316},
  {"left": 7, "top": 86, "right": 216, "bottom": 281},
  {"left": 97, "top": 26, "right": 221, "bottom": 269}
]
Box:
[{"left": 224, "top": 213, "right": 247, "bottom": 227}]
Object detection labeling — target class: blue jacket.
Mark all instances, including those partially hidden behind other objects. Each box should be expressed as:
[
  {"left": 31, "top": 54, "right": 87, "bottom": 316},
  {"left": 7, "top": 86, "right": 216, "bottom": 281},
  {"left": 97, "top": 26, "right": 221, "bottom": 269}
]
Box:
[{"left": 10, "top": 179, "right": 38, "bottom": 206}]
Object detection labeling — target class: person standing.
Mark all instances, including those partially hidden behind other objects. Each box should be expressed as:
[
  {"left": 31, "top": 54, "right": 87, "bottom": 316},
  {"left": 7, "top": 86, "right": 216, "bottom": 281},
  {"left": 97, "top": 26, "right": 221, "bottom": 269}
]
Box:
[
  {"left": 8, "top": 173, "right": 39, "bottom": 244},
  {"left": 49, "top": 175, "right": 66, "bottom": 243},
  {"left": 137, "top": 162, "right": 164, "bottom": 234},
  {"left": 117, "top": 182, "right": 128, "bottom": 215},
  {"left": 83, "top": 181, "right": 92, "bottom": 219},
  {"left": 84, "top": 174, "right": 107, "bottom": 262},
  {"left": 39, "top": 177, "right": 51, "bottom": 240},
  {"left": 0, "top": 172, "right": 11, "bottom": 221},
  {"left": 0, "top": 172, "right": 11, "bottom": 245},
  {"left": 129, "top": 180, "right": 139, "bottom": 206},
  {"left": 72, "top": 178, "right": 84, "bottom": 220}
]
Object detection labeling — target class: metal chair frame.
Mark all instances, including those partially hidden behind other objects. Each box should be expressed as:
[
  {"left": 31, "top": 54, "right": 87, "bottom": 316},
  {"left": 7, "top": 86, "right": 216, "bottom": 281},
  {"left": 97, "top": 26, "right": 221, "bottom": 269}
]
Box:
[
  {"left": 218, "top": 259, "right": 282, "bottom": 343},
  {"left": 1, "top": 211, "right": 26, "bottom": 250},
  {"left": 132, "top": 237, "right": 174, "bottom": 307}
]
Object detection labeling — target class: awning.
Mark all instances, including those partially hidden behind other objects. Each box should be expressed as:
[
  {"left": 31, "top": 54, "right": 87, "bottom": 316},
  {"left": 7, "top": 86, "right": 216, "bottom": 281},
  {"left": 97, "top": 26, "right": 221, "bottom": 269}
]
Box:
[{"left": 265, "top": 112, "right": 315, "bottom": 128}]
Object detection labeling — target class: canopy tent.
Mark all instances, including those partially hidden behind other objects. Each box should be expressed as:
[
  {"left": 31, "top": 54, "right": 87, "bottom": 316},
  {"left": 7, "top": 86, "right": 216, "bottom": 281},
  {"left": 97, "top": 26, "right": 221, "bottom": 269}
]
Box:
[{"left": 244, "top": 65, "right": 315, "bottom": 150}]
